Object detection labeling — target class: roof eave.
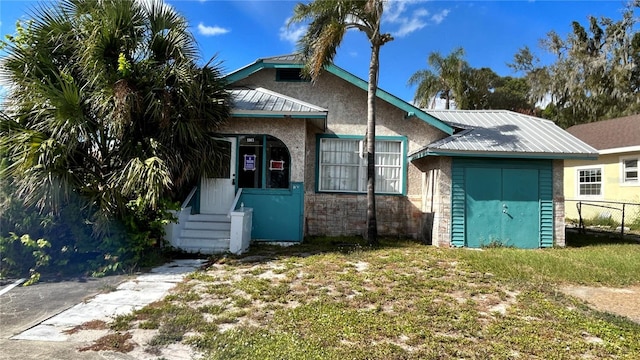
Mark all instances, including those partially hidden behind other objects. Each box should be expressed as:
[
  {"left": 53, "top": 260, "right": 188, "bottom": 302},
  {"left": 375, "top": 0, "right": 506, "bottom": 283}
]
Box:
[
  {"left": 409, "top": 149, "right": 599, "bottom": 161},
  {"left": 230, "top": 110, "right": 327, "bottom": 119},
  {"left": 598, "top": 145, "right": 640, "bottom": 155}
]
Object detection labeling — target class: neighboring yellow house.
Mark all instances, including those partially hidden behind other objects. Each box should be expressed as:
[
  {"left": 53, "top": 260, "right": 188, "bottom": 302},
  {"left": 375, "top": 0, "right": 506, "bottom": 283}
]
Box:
[{"left": 564, "top": 115, "right": 640, "bottom": 221}]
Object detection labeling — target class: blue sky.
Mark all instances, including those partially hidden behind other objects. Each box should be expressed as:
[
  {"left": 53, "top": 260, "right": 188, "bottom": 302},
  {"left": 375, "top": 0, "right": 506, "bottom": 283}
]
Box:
[{"left": 0, "top": 0, "right": 635, "bottom": 103}]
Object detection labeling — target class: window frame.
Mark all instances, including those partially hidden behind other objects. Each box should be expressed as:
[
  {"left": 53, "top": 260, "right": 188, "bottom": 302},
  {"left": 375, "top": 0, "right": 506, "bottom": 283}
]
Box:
[
  {"left": 575, "top": 165, "right": 604, "bottom": 198},
  {"left": 620, "top": 155, "right": 640, "bottom": 186},
  {"left": 316, "top": 135, "right": 407, "bottom": 195},
  {"left": 237, "top": 134, "right": 291, "bottom": 190}
]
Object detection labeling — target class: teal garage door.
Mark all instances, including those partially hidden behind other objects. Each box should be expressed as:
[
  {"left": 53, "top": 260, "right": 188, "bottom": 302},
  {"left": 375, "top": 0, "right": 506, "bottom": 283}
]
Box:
[{"left": 452, "top": 159, "right": 553, "bottom": 248}]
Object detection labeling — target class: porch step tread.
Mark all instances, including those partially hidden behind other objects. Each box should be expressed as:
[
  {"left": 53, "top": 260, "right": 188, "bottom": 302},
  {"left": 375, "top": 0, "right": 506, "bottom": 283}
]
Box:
[
  {"left": 188, "top": 213, "right": 230, "bottom": 223},
  {"left": 179, "top": 238, "right": 230, "bottom": 254},
  {"left": 184, "top": 221, "right": 230, "bottom": 230},
  {"left": 181, "top": 229, "right": 231, "bottom": 239}
]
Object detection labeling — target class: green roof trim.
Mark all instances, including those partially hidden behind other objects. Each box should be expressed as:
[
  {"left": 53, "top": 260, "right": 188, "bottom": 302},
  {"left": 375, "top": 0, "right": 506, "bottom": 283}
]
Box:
[
  {"left": 231, "top": 113, "right": 327, "bottom": 119},
  {"left": 224, "top": 57, "right": 454, "bottom": 135},
  {"left": 409, "top": 149, "right": 599, "bottom": 161}
]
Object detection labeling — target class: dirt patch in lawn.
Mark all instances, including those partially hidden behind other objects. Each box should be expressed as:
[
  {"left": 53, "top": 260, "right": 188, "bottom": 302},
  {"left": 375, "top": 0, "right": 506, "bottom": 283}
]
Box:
[{"left": 559, "top": 285, "right": 640, "bottom": 324}]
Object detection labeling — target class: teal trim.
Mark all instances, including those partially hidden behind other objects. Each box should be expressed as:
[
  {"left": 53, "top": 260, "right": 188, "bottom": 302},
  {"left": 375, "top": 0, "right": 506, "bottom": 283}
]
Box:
[
  {"left": 261, "top": 135, "right": 267, "bottom": 188},
  {"left": 231, "top": 113, "right": 327, "bottom": 119},
  {"left": 315, "top": 134, "right": 408, "bottom": 196},
  {"left": 411, "top": 150, "right": 597, "bottom": 161},
  {"left": 325, "top": 65, "right": 453, "bottom": 135},
  {"left": 223, "top": 58, "right": 453, "bottom": 135},
  {"left": 224, "top": 61, "right": 304, "bottom": 83}
]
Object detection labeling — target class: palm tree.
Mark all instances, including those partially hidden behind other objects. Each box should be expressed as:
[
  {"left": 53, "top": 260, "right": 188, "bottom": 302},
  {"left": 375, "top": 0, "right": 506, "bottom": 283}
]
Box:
[
  {"left": 289, "top": 0, "right": 393, "bottom": 245},
  {"left": 0, "top": 0, "right": 230, "bottom": 233},
  {"left": 408, "top": 47, "right": 468, "bottom": 109}
]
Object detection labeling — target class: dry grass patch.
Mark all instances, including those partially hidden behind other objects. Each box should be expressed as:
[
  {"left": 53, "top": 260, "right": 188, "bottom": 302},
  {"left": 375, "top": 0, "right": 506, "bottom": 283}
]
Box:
[
  {"left": 77, "top": 236, "right": 640, "bottom": 359},
  {"left": 79, "top": 332, "right": 135, "bottom": 352}
]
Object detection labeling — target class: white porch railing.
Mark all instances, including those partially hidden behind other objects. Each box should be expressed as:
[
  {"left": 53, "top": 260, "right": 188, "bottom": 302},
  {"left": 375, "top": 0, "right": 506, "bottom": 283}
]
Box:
[
  {"left": 228, "top": 188, "right": 243, "bottom": 218},
  {"left": 165, "top": 186, "right": 197, "bottom": 247}
]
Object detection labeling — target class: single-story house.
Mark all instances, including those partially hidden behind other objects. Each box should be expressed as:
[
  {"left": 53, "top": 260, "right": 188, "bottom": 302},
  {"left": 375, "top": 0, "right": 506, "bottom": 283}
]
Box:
[
  {"left": 165, "top": 54, "right": 597, "bottom": 253},
  {"left": 564, "top": 115, "right": 640, "bottom": 221}
]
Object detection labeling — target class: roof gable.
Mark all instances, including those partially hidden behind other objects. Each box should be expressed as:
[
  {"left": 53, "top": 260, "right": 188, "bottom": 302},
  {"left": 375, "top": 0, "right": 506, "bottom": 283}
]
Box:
[
  {"left": 224, "top": 54, "right": 453, "bottom": 135},
  {"left": 566, "top": 114, "right": 640, "bottom": 152},
  {"left": 409, "top": 110, "right": 598, "bottom": 160}
]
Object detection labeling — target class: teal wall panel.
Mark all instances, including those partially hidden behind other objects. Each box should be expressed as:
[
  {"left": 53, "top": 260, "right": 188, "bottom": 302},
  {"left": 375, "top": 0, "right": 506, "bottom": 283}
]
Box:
[
  {"left": 239, "top": 182, "right": 304, "bottom": 242},
  {"left": 452, "top": 158, "right": 553, "bottom": 248}
]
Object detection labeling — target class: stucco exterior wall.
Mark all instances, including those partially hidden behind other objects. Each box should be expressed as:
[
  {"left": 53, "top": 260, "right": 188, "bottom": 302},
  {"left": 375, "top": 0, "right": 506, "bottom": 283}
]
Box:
[
  {"left": 218, "top": 117, "right": 307, "bottom": 183},
  {"left": 564, "top": 151, "right": 640, "bottom": 220},
  {"left": 234, "top": 69, "right": 446, "bottom": 156},
  {"left": 233, "top": 68, "right": 448, "bottom": 239}
]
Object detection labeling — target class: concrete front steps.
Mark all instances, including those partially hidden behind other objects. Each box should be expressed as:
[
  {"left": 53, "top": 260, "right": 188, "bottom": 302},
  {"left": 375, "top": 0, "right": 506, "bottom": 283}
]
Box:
[{"left": 178, "top": 213, "right": 231, "bottom": 254}]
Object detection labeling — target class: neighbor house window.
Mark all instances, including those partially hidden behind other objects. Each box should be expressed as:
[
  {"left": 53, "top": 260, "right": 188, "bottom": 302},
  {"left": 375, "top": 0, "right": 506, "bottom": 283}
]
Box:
[
  {"left": 318, "top": 137, "right": 404, "bottom": 194},
  {"left": 578, "top": 168, "right": 602, "bottom": 196},
  {"left": 621, "top": 157, "right": 639, "bottom": 184}
]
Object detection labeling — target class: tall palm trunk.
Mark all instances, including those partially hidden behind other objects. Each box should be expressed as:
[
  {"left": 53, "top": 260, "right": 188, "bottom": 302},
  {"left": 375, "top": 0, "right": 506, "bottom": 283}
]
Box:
[{"left": 366, "top": 41, "right": 380, "bottom": 245}]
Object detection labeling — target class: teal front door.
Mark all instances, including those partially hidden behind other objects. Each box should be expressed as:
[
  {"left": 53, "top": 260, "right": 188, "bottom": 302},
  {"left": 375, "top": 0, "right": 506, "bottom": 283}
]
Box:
[{"left": 465, "top": 167, "right": 540, "bottom": 248}]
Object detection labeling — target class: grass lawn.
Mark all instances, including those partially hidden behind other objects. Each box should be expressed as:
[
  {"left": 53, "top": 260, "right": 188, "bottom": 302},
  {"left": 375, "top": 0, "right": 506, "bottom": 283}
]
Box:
[{"left": 111, "top": 232, "right": 640, "bottom": 359}]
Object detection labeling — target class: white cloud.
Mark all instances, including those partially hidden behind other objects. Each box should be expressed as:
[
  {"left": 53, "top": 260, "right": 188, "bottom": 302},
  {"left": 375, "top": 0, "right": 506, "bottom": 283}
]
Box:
[
  {"left": 279, "top": 18, "right": 306, "bottom": 44},
  {"left": 197, "top": 23, "right": 230, "bottom": 36},
  {"left": 383, "top": 0, "right": 451, "bottom": 38},
  {"left": 430, "top": 9, "right": 450, "bottom": 25}
]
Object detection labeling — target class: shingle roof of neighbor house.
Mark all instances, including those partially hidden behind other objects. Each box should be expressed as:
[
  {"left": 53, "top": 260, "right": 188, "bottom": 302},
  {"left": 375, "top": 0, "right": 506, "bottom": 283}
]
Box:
[
  {"left": 565, "top": 114, "right": 640, "bottom": 152},
  {"left": 409, "top": 110, "right": 598, "bottom": 160}
]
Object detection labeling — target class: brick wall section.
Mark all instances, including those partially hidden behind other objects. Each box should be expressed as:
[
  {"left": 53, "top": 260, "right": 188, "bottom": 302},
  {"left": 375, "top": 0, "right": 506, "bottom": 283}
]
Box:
[
  {"left": 553, "top": 159, "right": 566, "bottom": 247},
  {"left": 431, "top": 157, "right": 452, "bottom": 247},
  {"left": 304, "top": 194, "right": 423, "bottom": 238}
]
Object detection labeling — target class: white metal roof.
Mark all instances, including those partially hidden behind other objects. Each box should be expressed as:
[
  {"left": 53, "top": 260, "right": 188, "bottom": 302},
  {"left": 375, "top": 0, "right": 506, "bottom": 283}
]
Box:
[
  {"left": 409, "top": 110, "right": 598, "bottom": 160},
  {"left": 229, "top": 87, "right": 327, "bottom": 114},
  {"left": 228, "top": 87, "right": 327, "bottom": 130}
]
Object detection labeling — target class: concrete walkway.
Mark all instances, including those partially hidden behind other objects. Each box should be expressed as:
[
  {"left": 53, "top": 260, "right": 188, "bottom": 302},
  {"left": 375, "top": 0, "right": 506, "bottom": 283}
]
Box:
[{"left": 1, "top": 259, "right": 204, "bottom": 359}]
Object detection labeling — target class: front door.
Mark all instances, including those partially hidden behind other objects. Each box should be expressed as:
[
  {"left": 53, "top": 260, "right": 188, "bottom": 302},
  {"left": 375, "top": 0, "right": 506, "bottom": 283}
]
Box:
[{"left": 200, "top": 137, "right": 237, "bottom": 214}]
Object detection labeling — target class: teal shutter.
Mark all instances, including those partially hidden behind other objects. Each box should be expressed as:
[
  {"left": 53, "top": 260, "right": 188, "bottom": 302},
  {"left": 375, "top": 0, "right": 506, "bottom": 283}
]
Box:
[
  {"left": 539, "top": 168, "right": 554, "bottom": 247},
  {"left": 451, "top": 163, "right": 466, "bottom": 247}
]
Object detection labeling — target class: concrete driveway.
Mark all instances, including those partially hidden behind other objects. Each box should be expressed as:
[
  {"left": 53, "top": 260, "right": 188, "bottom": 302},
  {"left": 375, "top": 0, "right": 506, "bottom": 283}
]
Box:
[
  {"left": 0, "top": 259, "right": 204, "bottom": 360},
  {"left": 0, "top": 275, "right": 131, "bottom": 360}
]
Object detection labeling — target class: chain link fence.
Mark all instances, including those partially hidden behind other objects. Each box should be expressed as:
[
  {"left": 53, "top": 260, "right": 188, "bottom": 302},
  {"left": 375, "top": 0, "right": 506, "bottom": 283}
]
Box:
[{"left": 565, "top": 200, "right": 640, "bottom": 237}]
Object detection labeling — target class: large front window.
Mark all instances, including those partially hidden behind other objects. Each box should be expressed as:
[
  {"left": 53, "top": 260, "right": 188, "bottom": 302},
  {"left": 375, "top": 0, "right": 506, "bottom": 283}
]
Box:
[
  {"left": 578, "top": 168, "right": 602, "bottom": 196},
  {"left": 318, "top": 137, "right": 404, "bottom": 194}
]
